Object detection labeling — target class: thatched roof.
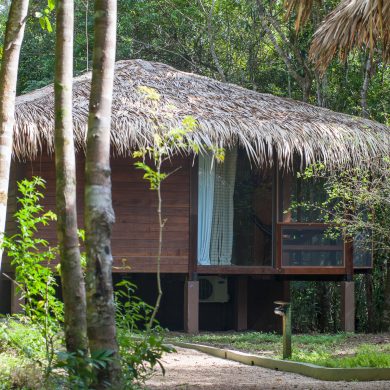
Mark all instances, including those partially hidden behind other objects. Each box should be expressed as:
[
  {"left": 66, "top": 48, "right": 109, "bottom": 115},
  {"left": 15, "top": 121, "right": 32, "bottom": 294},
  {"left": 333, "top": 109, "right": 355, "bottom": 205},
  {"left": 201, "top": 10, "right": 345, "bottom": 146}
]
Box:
[{"left": 15, "top": 59, "right": 390, "bottom": 168}]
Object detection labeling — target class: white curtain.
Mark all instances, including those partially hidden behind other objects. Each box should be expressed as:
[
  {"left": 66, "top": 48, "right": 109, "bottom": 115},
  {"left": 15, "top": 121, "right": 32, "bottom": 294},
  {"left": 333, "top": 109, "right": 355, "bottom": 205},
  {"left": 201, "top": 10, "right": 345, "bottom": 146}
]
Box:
[
  {"left": 197, "top": 153, "right": 215, "bottom": 265},
  {"left": 210, "top": 148, "right": 237, "bottom": 265}
]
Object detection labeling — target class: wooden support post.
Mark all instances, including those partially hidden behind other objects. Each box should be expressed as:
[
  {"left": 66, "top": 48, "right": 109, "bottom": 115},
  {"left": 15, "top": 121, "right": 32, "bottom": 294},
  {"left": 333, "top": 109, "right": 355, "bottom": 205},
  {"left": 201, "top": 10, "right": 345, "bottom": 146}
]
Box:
[
  {"left": 340, "top": 281, "right": 355, "bottom": 333},
  {"left": 283, "top": 305, "right": 292, "bottom": 359},
  {"left": 184, "top": 280, "right": 199, "bottom": 333},
  {"left": 283, "top": 280, "right": 290, "bottom": 301},
  {"left": 235, "top": 276, "right": 248, "bottom": 331},
  {"left": 341, "top": 238, "right": 355, "bottom": 332}
]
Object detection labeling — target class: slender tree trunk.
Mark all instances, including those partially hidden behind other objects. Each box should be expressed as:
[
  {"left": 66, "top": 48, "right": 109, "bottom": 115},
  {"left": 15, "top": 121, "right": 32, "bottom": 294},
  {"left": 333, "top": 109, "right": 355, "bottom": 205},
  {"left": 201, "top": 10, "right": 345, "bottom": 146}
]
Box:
[
  {"left": 0, "top": 0, "right": 29, "bottom": 292},
  {"left": 302, "top": 78, "right": 311, "bottom": 103},
  {"left": 364, "top": 273, "right": 374, "bottom": 332},
  {"left": 148, "top": 160, "right": 164, "bottom": 329},
  {"left": 382, "top": 262, "right": 390, "bottom": 331},
  {"left": 359, "top": 54, "right": 376, "bottom": 331},
  {"left": 258, "top": 13, "right": 312, "bottom": 102},
  {"left": 360, "top": 55, "right": 372, "bottom": 118},
  {"left": 199, "top": 0, "right": 226, "bottom": 81},
  {"left": 315, "top": 71, "right": 323, "bottom": 107},
  {"left": 54, "top": 0, "right": 87, "bottom": 353},
  {"left": 84, "top": 0, "right": 121, "bottom": 387}
]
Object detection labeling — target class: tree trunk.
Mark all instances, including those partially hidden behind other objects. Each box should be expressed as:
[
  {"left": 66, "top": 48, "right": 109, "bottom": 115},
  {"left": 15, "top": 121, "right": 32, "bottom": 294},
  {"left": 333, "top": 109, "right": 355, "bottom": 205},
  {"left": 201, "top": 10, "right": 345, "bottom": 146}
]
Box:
[
  {"left": 302, "top": 78, "right": 311, "bottom": 103},
  {"left": 364, "top": 273, "right": 374, "bottom": 332},
  {"left": 382, "top": 262, "right": 390, "bottom": 331},
  {"left": 258, "top": 10, "right": 312, "bottom": 102},
  {"left": 206, "top": 0, "right": 226, "bottom": 82},
  {"left": 147, "top": 161, "right": 164, "bottom": 330},
  {"left": 54, "top": 0, "right": 87, "bottom": 353},
  {"left": 360, "top": 55, "right": 372, "bottom": 118},
  {"left": 0, "top": 0, "right": 29, "bottom": 292},
  {"left": 84, "top": 0, "right": 121, "bottom": 387},
  {"left": 315, "top": 71, "right": 323, "bottom": 107}
]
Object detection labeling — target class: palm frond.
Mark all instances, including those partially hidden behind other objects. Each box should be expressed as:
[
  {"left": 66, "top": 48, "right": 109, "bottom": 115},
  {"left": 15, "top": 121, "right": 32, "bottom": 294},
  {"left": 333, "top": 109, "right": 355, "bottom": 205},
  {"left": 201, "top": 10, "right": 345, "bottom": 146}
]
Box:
[
  {"left": 310, "top": 0, "right": 389, "bottom": 73},
  {"left": 284, "top": 0, "right": 321, "bottom": 31}
]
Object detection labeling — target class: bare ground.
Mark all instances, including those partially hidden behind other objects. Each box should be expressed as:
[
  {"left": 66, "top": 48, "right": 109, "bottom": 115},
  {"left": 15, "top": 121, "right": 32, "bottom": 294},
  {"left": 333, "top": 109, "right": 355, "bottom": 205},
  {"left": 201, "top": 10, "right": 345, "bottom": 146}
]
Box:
[{"left": 145, "top": 347, "right": 390, "bottom": 389}]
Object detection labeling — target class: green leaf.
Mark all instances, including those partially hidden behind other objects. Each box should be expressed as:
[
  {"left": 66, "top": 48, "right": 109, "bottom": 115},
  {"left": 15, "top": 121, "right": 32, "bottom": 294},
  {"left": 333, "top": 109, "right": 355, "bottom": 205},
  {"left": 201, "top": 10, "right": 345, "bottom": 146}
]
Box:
[
  {"left": 137, "top": 85, "right": 160, "bottom": 101},
  {"left": 44, "top": 17, "right": 53, "bottom": 33},
  {"left": 39, "top": 17, "right": 45, "bottom": 30},
  {"left": 47, "top": 0, "right": 55, "bottom": 11},
  {"left": 182, "top": 115, "right": 197, "bottom": 131},
  {"left": 133, "top": 150, "right": 146, "bottom": 158}
]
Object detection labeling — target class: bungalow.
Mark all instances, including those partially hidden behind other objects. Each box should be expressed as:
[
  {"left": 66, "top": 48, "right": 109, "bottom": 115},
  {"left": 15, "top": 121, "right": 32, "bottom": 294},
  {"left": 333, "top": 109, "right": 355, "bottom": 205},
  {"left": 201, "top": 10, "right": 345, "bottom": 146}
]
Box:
[{"left": 1, "top": 59, "right": 389, "bottom": 333}]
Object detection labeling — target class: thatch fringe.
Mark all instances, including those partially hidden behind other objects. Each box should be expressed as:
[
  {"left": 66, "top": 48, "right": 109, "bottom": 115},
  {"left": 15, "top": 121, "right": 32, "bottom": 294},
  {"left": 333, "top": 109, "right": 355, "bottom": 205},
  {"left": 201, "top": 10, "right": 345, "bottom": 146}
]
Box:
[{"left": 15, "top": 59, "right": 390, "bottom": 169}]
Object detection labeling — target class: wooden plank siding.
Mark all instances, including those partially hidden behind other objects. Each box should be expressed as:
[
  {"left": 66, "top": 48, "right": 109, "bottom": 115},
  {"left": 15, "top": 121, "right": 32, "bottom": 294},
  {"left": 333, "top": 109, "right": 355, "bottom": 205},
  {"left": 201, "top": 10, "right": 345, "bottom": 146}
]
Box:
[
  {"left": 2, "top": 161, "right": 25, "bottom": 273},
  {"left": 2, "top": 154, "right": 367, "bottom": 278},
  {"left": 4, "top": 154, "right": 191, "bottom": 274}
]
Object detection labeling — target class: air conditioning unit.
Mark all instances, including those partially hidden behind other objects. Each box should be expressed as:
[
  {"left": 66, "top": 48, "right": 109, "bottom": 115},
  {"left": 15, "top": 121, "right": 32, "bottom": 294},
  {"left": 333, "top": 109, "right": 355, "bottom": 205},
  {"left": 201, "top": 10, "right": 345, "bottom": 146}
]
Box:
[{"left": 199, "top": 276, "right": 229, "bottom": 303}]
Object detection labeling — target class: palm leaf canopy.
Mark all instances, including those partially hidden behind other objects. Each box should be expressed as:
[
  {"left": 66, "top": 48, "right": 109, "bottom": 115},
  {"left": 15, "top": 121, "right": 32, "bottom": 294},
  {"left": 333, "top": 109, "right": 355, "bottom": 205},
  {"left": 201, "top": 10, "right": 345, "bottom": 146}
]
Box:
[
  {"left": 310, "top": 0, "right": 389, "bottom": 72},
  {"left": 285, "top": 0, "right": 321, "bottom": 31},
  {"left": 14, "top": 59, "right": 390, "bottom": 169}
]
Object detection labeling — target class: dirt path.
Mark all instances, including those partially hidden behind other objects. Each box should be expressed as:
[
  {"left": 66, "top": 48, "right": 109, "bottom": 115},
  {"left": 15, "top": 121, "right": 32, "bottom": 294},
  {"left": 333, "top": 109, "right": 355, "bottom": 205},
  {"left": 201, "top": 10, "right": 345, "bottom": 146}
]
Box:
[{"left": 145, "top": 347, "right": 390, "bottom": 389}]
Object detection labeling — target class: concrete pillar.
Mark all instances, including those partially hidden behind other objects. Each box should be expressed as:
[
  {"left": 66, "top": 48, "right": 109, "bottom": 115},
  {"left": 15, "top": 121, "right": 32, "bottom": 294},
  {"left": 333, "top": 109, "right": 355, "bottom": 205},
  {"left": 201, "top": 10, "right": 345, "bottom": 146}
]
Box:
[
  {"left": 235, "top": 276, "right": 248, "bottom": 331},
  {"left": 340, "top": 281, "right": 355, "bottom": 332},
  {"left": 184, "top": 280, "right": 199, "bottom": 333}
]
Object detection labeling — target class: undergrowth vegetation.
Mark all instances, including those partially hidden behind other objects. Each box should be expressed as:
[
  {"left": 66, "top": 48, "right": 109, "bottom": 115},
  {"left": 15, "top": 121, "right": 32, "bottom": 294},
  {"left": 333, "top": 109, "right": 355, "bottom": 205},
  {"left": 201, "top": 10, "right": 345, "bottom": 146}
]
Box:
[{"left": 0, "top": 178, "right": 171, "bottom": 389}]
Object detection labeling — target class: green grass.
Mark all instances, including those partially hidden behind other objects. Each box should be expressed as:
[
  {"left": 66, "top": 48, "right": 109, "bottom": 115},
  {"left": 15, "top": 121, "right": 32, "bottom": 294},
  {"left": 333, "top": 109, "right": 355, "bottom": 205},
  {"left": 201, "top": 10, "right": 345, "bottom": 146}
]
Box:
[
  {"left": 293, "top": 344, "right": 390, "bottom": 368},
  {"left": 0, "top": 317, "right": 52, "bottom": 389},
  {"left": 172, "top": 331, "right": 281, "bottom": 354},
  {"left": 169, "top": 331, "right": 390, "bottom": 368}
]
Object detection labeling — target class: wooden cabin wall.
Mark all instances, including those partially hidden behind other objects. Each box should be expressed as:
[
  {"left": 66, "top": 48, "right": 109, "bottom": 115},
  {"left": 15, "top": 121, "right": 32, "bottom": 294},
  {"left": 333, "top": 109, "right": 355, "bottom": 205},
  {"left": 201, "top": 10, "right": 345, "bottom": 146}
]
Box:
[
  {"left": 10, "top": 154, "right": 190, "bottom": 274},
  {"left": 110, "top": 156, "right": 190, "bottom": 273},
  {"left": 2, "top": 161, "right": 25, "bottom": 274}
]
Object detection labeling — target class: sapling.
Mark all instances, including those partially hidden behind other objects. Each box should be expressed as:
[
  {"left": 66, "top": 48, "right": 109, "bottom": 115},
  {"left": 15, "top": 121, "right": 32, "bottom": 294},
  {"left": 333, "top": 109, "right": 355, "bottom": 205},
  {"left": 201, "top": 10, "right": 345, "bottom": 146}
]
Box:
[
  {"left": 114, "top": 279, "right": 173, "bottom": 386},
  {"left": 133, "top": 117, "right": 199, "bottom": 329},
  {"left": 134, "top": 85, "right": 224, "bottom": 329},
  {"left": 2, "top": 176, "right": 63, "bottom": 378}
]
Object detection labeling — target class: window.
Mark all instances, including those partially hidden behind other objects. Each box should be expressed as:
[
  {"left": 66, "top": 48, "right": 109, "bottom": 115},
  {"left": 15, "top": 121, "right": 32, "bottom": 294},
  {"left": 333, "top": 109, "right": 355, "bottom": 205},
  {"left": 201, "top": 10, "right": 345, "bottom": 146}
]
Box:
[
  {"left": 353, "top": 231, "right": 373, "bottom": 268},
  {"left": 197, "top": 152, "right": 373, "bottom": 270},
  {"left": 281, "top": 225, "right": 343, "bottom": 267},
  {"left": 232, "top": 149, "right": 273, "bottom": 266},
  {"left": 197, "top": 148, "right": 274, "bottom": 266},
  {"left": 279, "top": 170, "right": 345, "bottom": 267}
]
